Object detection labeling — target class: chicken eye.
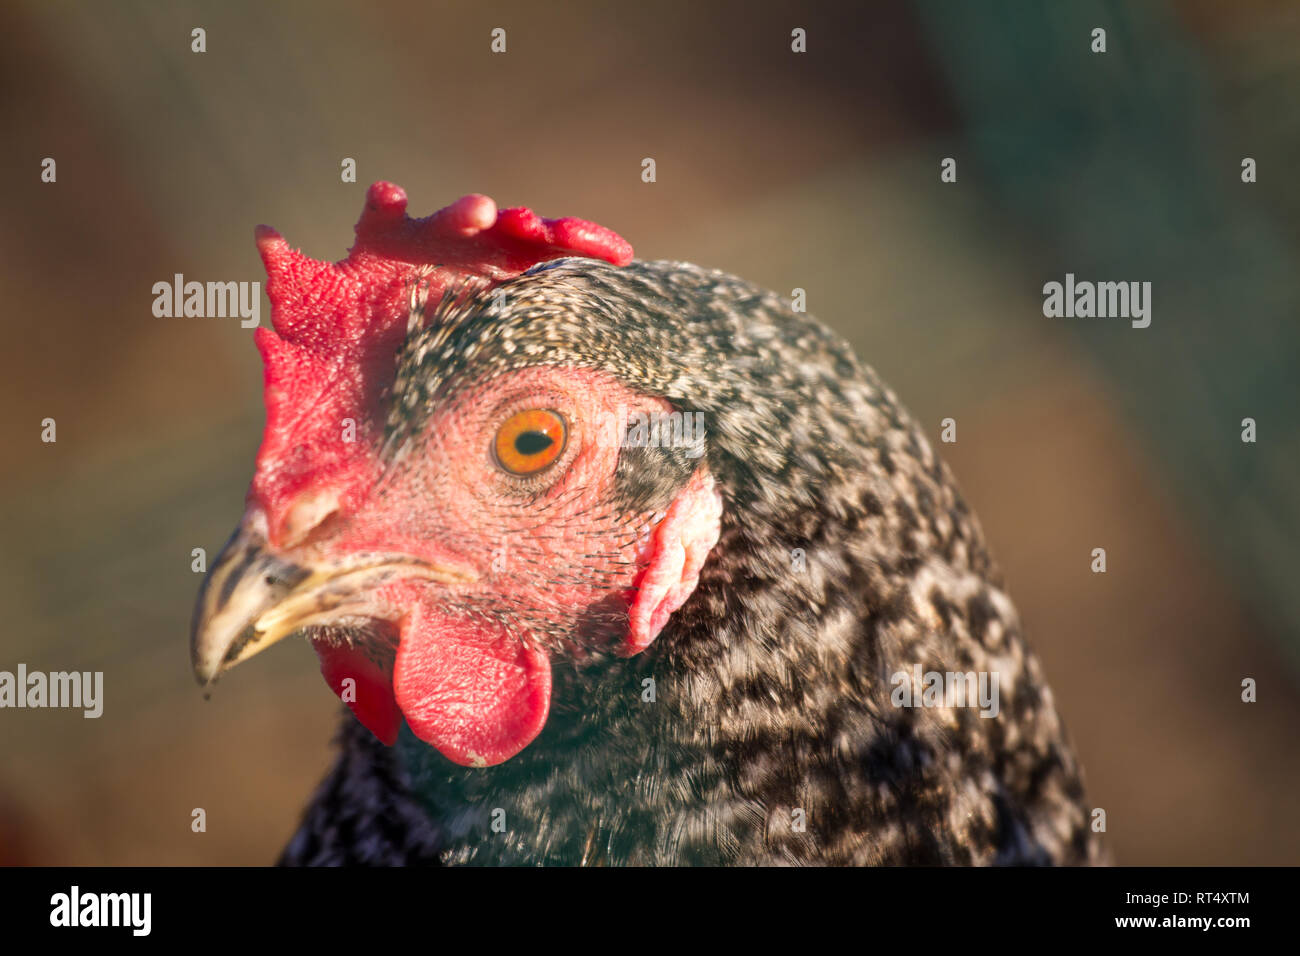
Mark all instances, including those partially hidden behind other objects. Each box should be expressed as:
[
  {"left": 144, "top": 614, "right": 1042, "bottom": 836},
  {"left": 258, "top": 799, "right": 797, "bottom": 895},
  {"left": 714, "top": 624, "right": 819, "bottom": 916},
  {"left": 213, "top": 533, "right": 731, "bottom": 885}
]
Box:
[{"left": 493, "top": 409, "right": 567, "bottom": 475}]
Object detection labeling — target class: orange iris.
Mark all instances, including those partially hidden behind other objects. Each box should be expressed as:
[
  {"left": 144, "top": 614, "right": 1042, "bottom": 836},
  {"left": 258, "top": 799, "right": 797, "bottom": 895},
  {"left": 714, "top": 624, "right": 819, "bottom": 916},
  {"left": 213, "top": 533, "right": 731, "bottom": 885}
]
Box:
[{"left": 494, "top": 409, "right": 567, "bottom": 475}]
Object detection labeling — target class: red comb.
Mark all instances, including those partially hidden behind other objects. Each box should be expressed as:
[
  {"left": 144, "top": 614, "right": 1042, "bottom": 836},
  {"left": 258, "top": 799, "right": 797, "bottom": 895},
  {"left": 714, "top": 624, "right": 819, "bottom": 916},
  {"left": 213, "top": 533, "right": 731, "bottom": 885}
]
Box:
[{"left": 248, "top": 182, "right": 632, "bottom": 544}]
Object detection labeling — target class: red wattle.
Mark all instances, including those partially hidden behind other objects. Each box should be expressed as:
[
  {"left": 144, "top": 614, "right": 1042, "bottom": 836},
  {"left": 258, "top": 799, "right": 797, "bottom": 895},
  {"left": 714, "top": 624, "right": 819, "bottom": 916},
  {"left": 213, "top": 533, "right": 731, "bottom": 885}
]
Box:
[
  {"left": 393, "top": 605, "right": 552, "bottom": 767},
  {"left": 313, "top": 640, "right": 402, "bottom": 745}
]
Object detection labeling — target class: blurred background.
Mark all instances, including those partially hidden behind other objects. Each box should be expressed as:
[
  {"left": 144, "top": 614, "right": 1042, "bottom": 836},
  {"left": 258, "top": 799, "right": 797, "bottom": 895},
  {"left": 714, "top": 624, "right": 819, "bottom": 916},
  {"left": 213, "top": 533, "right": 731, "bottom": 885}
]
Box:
[{"left": 2, "top": 0, "right": 1298, "bottom": 865}]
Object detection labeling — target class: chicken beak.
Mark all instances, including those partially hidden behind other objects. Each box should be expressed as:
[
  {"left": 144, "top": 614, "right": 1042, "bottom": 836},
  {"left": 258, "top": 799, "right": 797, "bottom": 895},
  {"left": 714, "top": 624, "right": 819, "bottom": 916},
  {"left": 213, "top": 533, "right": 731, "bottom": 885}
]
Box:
[
  {"left": 191, "top": 515, "right": 480, "bottom": 687},
  {"left": 190, "top": 519, "right": 313, "bottom": 686}
]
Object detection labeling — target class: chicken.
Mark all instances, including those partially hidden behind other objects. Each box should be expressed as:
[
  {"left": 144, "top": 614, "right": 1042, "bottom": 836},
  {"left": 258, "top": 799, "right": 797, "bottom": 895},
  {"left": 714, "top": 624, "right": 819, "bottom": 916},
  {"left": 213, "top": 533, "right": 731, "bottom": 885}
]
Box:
[{"left": 191, "top": 183, "right": 1100, "bottom": 866}]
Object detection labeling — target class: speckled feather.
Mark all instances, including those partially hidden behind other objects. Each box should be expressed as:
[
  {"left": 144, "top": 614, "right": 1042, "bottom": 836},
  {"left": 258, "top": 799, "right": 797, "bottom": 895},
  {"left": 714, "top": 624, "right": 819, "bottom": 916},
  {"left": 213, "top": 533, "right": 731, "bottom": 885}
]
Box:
[{"left": 279, "top": 258, "right": 1100, "bottom": 866}]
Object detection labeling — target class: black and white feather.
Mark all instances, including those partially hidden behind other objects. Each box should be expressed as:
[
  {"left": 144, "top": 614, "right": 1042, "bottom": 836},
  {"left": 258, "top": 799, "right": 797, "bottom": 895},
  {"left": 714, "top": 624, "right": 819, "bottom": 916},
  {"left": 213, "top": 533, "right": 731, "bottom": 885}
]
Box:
[{"left": 282, "top": 257, "right": 1100, "bottom": 866}]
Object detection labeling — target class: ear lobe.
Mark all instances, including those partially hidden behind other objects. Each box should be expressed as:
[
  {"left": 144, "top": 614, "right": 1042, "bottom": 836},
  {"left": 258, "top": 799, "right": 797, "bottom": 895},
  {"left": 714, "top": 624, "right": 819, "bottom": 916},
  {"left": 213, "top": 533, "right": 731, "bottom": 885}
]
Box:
[{"left": 623, "top": 468, "right": 723, "bottom": 655}]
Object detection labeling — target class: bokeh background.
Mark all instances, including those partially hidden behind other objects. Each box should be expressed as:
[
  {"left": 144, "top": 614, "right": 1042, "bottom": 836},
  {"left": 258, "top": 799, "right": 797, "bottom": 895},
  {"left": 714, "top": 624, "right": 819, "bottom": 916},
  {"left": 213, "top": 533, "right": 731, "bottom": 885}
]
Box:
[{"left": 2, "top": 0, "right": 1298, "bottom": 865}]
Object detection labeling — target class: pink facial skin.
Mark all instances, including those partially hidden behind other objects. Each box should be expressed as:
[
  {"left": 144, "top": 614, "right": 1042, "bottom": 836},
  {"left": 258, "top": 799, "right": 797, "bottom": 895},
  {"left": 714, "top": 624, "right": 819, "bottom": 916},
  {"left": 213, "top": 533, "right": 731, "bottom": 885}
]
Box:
[{"left": 279, "top": 364, "right": 722, "bottom": 766}]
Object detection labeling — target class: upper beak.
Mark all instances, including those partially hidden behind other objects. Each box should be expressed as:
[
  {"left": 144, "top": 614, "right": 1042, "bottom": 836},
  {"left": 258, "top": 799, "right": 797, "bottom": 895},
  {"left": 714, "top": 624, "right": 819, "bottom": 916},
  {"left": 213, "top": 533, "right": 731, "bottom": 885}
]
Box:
[
  {"left": 190, "top": 515, "right": 477, "bottom": 687},
  {"left": 191, "top": 518, "right": 314, "bottom": 686}
]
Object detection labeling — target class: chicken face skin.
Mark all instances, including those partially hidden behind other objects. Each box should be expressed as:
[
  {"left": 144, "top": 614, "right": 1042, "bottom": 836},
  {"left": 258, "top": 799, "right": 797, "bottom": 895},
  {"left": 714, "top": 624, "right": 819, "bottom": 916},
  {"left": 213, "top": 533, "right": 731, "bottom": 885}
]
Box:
[{"left": 193, "top": 362, "right": 722, "bottom": 766}]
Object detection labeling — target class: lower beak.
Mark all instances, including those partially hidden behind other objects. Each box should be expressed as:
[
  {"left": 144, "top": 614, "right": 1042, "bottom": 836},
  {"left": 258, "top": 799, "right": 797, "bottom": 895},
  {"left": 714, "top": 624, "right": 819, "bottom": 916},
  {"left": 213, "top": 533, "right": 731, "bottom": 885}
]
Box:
[{"left": 190, "top": 517, "right": 475, "bottom": 686}]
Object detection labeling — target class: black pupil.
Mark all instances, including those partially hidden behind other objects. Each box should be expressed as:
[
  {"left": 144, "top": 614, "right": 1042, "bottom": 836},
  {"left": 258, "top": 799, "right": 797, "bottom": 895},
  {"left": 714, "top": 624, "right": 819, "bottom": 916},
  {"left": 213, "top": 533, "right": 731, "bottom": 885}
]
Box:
[{"left": 514, "top": 431, "right": 554, "bottom": 456}]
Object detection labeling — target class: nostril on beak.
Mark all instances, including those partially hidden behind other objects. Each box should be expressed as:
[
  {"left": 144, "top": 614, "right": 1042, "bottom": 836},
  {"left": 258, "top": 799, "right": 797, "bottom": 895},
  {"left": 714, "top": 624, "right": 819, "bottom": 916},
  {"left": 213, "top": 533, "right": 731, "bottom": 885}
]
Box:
[{"left": 280, "top": 489, "right": 342, "bottom": 547}]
